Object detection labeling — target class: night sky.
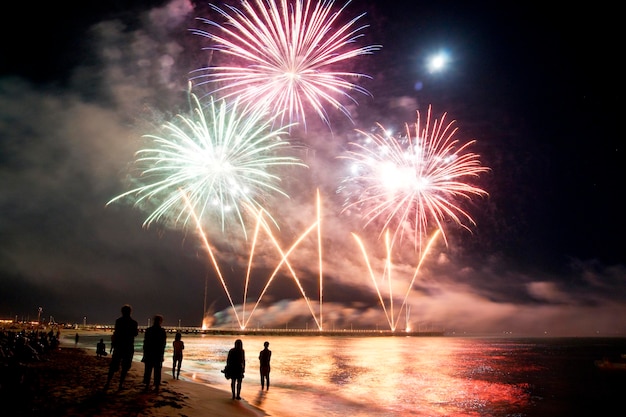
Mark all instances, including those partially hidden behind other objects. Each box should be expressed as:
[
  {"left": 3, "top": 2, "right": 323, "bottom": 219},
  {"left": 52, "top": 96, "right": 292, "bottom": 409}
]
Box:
[{"left": 1, "top": 0, "right": 623, "bottom": 335}]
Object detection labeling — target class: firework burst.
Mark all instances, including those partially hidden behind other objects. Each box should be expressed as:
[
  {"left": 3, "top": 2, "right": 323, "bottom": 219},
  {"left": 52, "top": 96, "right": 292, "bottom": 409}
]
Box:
[
  {"left": 108, "top": 94, "right": 306, "bottom": 236},
  {"left": 190, "top": 0, "right": 381, "bottom": 128},
  {"left": 339, "top": 106, "right": 489, "bottom": 250}
]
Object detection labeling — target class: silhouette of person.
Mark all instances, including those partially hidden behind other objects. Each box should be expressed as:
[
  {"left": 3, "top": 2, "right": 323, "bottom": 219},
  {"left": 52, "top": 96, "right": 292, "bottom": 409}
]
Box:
[
  {"left": 105, "top": 304, "right": 139, "bottom": 391},
  {"left": 96, "top": 338, "right": 107, "bottom": 357},
  {"left": 172, "top": 332, "right": 184, "bottom": 379},
  {"left": 142, "top": 314, "right": 167, "bottom": 392},
  {"left": 259, "top": 341, "right": 271, "bottom": 390},
  {"left": 74, "top": 332, "right": 79, "bottom": 347},
  {"left": 227, "top": 339, "right": 246, "bottom": 400}
]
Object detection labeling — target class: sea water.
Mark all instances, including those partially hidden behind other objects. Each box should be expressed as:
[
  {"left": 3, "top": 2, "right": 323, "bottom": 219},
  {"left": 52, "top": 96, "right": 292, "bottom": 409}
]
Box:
[{"left": 76, "top": 334, "right": 626, "bottom": 416}]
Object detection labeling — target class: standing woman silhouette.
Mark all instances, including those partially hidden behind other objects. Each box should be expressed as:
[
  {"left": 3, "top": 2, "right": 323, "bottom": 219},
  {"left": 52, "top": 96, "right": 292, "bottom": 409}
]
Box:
[
  {"left": 226, "top": 339, "right": 246, "bottom": 400},
  {"left": 172, "top": 332, "right": 184, "bottom": 379}
]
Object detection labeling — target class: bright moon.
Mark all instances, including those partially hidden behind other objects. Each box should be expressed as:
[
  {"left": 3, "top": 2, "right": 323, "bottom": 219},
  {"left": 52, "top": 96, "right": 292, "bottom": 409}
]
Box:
[{"left": 427, "top": 52, "right": 448, "bottom": 73}]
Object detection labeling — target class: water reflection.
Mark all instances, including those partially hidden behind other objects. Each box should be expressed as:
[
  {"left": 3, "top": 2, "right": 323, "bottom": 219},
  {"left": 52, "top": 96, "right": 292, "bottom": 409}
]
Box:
[
  {"left": 78, "top": 334, "right": 626, "bottom": 416},
  {"left": 165, "top": 336, "right": 535, "bottom": 416}
]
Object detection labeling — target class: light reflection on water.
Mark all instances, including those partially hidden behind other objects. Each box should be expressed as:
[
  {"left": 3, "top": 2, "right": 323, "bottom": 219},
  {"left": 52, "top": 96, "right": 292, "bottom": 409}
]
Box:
[
  {"left": 157, "top": 335, "right": 529, "bottom": 416},
  {"left": 77, "top": 334, "right": 626, "bottom": 416}
]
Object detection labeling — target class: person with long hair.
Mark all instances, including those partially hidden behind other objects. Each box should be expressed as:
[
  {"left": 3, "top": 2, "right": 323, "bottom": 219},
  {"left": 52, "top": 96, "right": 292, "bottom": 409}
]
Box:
[
  {"left": 226, "top": 339, "right": 246, "bottom": 400},
  {"left": 172, "top": 332, "right": 184, "bottom": 379}
]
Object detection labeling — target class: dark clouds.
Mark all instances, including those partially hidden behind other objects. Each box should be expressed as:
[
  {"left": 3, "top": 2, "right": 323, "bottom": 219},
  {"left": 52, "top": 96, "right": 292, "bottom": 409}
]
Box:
[{"left": 1, "top": 0, "right": 624, "bottom": 336}]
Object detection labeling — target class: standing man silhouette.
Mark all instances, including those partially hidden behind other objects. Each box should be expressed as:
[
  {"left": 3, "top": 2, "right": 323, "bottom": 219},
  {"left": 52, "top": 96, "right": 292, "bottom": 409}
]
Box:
[
  {"left": 259, "top": 341, "right": 271, "bottom": 390},
  {"left": 105, "top": 304, "right": 139, "bottom": 391},
  {"left": 142, "top": 314, "right": 167, "bottom": 392}
]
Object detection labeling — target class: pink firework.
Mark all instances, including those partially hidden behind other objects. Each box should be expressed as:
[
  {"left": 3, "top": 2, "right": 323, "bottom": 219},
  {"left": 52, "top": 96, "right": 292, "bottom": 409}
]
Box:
[
  {"left": 191, "top": 0, "right": 381, "bottom": 128},
  {"left": 339, "top": 106, "right": 489, "bottom": 250}
]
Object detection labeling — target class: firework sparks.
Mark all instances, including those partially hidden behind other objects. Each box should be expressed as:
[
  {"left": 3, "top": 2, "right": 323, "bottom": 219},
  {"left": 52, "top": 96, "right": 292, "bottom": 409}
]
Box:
[
  {"left": 187, "top": 190, "right": 324, "bottom": 330},
  {"left": 339, "top": 106, "right": 489, "bottom": 250},
  {"left": 243, "top": 191, "right": 323, "bottom": 330},
  {"left": 107, "top": 93, "right": 306, "bottom": 236},
  {"left": 190, "top": 0, "right": 381, "bottom": 128},
  {"left": 352, "top": 229, "right": 441, "bottom": 331}
]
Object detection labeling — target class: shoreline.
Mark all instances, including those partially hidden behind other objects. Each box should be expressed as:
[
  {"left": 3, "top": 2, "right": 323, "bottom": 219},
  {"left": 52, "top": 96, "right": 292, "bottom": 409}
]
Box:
[{"left": 1, "top": 331, "right": 270, "bottom": 417}]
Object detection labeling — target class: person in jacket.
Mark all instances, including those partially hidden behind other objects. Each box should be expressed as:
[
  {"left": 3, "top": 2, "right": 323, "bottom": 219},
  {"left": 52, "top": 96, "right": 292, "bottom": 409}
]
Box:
[{"left": 142, "top": 314, "right": 167, "bottom": 392}]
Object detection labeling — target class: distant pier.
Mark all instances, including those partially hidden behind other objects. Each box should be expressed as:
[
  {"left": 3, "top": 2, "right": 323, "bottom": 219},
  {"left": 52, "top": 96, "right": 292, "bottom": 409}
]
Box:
[
  {"left": 141, "top": 327, "right": 445, "bottom": 337},
  {"left": 1, "top": 320, "right": 444, "bottom": 337}
]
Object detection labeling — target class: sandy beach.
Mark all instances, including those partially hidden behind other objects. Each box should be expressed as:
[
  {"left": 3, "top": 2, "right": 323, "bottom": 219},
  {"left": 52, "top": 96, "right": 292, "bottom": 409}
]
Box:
[{"left": 1, "top": 330, "right": 269, "bottom": 417}]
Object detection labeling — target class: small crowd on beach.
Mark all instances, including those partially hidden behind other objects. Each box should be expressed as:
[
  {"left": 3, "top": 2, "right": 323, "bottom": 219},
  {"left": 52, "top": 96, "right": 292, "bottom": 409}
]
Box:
[
  {"left": 0, "top": 326, "right": 61, "bottom": 393},
  {"left": 104, "top": 304, "right": 272, "bottom": 402},
  {"left": 1, "top": 327, "right": 60, "bottom": 362}
]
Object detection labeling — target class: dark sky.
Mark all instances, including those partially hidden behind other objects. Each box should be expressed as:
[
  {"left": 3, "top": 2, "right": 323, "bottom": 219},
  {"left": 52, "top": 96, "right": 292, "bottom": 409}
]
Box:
[{"left": 1, "top": 1, "right": 623, "bottom": 335}]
